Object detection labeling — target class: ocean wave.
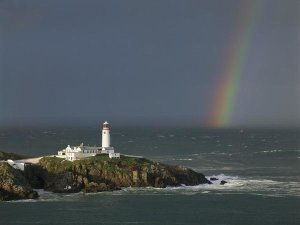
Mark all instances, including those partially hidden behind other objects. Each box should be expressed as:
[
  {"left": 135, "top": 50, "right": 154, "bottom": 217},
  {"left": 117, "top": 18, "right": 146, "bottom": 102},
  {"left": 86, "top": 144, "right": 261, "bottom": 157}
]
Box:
[
  {"left": 200, "top": 136, "right": 219, "bottom": 139},
  {"left": 170, "top": 158, "right": 193, "bottom": 161},
  {"left": 8, "top": 175, "right": 300, "bottom": 202},
  {"left": 14, "top": 189, "right": 86, "bottom": 203},
  {"left": 256, "top": 149, "right": 300, "bottom": 154},
  {"left": 119, "top": 174, "right": 300, "bottom": 198},
  {"left": 260, "top": 150, "right": 283, "bottom": 153}
]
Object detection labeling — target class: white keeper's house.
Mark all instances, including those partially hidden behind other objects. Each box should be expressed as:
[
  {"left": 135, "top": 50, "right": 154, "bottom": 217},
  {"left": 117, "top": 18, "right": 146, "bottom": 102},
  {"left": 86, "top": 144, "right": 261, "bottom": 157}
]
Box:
[{"left": 57, "top": 121, "right": 120, "bottom": 161}]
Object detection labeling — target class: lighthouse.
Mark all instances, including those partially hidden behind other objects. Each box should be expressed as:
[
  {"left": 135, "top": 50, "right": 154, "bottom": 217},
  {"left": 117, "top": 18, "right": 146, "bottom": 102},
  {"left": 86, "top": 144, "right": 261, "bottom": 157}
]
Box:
[
  {"left": 102, "top": 121, "right": 111, "bottom": 148},
  {"left": 57, "top": 121, "right": 122, "bottom": 161}
]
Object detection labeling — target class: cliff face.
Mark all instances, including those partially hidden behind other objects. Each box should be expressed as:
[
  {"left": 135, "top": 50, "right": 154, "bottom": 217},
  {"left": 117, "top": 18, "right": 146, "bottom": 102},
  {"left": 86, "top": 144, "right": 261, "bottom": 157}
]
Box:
[
  {"left": 0, "top": 162, "right": 38, "bottom": 201},
  {"left": 25, "top": 155, "right": 211, "bottom": 193}
]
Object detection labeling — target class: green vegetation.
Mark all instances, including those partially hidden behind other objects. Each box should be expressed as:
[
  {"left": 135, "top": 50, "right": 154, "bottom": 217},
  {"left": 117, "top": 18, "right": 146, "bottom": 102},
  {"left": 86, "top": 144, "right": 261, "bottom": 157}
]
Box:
[
  {"left": 81, "top": 154, "right": 110, "bottom": 162},
  {"left": 39, "top": 154, "right": 146, "bottom": 172},
  {"left": 82, "top": 154, "right": 145, "bottom": 164},
  {"left": 39, "top": 156, "right": 73, "bottom": 172},
  {"left": 38, "top": 154, "right": 156, "bottom": 178}
]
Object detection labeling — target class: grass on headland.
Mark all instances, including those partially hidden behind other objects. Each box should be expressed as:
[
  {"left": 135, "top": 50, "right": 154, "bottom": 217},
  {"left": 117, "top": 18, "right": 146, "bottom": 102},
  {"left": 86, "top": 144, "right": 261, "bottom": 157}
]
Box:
[{"left": 40, "top": 154, "right": 152, "bottom": 168}]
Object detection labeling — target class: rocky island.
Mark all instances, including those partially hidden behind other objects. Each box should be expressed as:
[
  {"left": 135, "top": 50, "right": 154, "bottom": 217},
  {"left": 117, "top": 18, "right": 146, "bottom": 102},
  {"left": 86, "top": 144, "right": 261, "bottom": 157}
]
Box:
[
  {"left": 0, "top": 122, "right": 213, "bottom": 201},
  {"left": 0, "top": 152, "right": 211, "bottom": 201}
]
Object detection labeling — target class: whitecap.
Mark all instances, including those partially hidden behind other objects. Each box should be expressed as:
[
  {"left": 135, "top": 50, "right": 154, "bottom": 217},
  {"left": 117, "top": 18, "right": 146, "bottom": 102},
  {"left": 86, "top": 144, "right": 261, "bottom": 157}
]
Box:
[
  {"left": 8, "top": 175, "right": 300, "bottom": 202},
  {"left": 174, "top": 158, "right": 192, "bottom": 161},
  {"left": 261, "top": 149, "right": 282, "bottom": 153}
]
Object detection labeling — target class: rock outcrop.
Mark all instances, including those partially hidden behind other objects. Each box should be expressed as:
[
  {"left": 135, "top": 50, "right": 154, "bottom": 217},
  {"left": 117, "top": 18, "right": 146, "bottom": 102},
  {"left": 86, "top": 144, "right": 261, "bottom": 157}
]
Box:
[
  {"left": 25, "top": 155, "right": 211, "bottom": 193},
  {"left": 0, "top": 162, "right": 38, "bottom": 201},
  {"left": 0, "top": 153, "right": 211, "bottom": 201},
  {"left": 220, "top": 180, "right": 227, "bottom": 185}
]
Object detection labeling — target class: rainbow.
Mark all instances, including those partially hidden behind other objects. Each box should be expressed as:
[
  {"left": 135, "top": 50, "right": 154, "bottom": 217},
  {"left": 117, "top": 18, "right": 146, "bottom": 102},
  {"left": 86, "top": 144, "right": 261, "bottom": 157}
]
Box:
[{"left": 208, "top": 1, "right": 263, "bottom": 128}]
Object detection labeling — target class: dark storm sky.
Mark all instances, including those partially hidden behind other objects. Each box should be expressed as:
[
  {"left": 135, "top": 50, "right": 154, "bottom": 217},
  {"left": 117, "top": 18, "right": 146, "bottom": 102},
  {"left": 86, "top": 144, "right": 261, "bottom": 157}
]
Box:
[{"left": 0, "top": 0, "right": 299, "bottom": 127}]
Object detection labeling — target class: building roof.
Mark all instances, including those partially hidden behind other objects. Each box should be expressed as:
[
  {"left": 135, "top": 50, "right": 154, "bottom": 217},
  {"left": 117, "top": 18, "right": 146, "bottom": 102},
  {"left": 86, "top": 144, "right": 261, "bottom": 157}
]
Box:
[{"left": 82, "top": 146, "right": 100, "bottom": 150}]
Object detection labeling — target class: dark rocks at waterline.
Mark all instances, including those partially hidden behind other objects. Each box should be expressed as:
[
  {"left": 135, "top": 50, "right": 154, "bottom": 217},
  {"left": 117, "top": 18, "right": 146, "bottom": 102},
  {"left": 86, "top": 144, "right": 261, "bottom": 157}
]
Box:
[
  {"left": 210, "top": 177, "right": 219, "bottom": 181},
  {"left": 220, "top": 180, "right": 227, "bottom": 185},
  {"left": 0, "top": 162, "right": 38, "bottom": 201}
]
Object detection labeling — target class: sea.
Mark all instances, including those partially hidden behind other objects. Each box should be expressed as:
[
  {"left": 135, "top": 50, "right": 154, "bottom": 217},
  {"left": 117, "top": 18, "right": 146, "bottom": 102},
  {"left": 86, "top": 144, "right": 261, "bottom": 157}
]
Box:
[{"left": 0, "top": 126, "right": 299, "bottom": 225}]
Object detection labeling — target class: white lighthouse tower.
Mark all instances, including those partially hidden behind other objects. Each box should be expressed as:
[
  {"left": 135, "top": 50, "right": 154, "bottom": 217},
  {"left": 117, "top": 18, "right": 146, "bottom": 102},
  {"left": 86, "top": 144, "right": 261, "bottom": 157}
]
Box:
[{"left": 102, "top": 121, "right": 111, "bottom": 148}]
